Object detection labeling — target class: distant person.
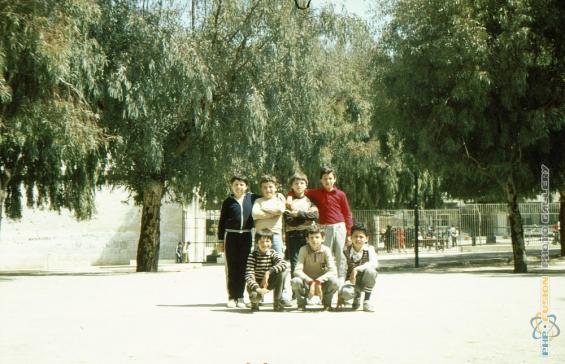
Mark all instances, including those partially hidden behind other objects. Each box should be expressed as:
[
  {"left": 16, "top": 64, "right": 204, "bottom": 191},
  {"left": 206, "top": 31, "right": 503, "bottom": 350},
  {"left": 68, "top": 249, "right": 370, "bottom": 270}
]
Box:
[
  {"left": 245, "top": 229, "right": 289, "bottom": 312},
  {"left": 449, "top": 226, "right": 458, "bottom": 247},
  {"left": 218, "top": 175, "right": 259, "bottom": 309},
  {"left": 395, "top": 227, "right": 406, "bottom": 253},
  {"left": 182, "top": 241, "right": 190, "bottom": 263},
  {"left": 176, "top": 242, "right": 183, "bottom": 263},
  {"left": 291, "top": 225, "right": 339, "bottom": 311},
  {"left": 384, "top": 225, "right": 393, "bottom": 253},
  {"left": 552, "top": 222, "right": 560, "bottom": 245},
  {"left": 284, "top": 172, "right": 319, "bottom": 279},
  {"left": 338, "top": 222, "right": 378, "bottom": 312},
  {"left": 287, "top": 167, "right": 352, "bottom": 281}
]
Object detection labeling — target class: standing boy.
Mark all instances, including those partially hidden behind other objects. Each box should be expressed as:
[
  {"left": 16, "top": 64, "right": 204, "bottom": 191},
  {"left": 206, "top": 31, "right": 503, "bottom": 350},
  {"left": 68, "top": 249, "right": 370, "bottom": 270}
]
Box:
[
  {"left": 287, "top": 167, "right": 352, "bottom": 281},
  {"left": 245, "top": 229, "right": 289, "bottom": 312},
  {"left": 284, "top": 172, "right": 319, "bottom": 278},
  {"left": 291, "top": 225, "right": 339, "bottom": 311},
  {"left": 218, "top": 175, "right": 259, "bottom": 309},
  {"left": 252, "top": 175, "right": 286, "bottom": 254},
  {"left": 337, "top": 222, "right": 378, "bottom": 312}
]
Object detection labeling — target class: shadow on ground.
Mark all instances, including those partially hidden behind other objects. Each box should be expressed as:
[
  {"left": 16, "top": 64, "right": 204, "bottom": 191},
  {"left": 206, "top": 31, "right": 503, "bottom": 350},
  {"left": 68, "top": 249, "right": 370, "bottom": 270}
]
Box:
[
  {"left": 157, "top": 303, "right": 226, "bottom": 308},
  {"left": 0, "top": 271, "right": 131, "bottom": 277}
]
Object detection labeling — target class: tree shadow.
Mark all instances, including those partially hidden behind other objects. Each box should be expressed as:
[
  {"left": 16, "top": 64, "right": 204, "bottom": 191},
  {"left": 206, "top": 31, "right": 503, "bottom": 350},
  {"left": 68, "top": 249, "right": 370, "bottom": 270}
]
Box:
[
  {"left": 0, "top": 271, "right": 131, "bottom": 277},
  {"left": 157, "top": 303, "right": 226, "bottom": 308},
  {"left": 380, "top": 267, "right": 565, "bottom": 276}
]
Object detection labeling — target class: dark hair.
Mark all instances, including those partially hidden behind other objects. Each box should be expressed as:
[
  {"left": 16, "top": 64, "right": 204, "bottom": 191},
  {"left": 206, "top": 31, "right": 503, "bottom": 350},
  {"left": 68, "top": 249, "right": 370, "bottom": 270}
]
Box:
[
  {"left": 259, "top": 174, "right": 279, "bottom": 187},
  {"left": 289, "top": 172, "right": 308, "bottom": 186},
  {"left": 350, "top": 222, "right": 369, "bottom": 237},
  {"left": 255, "top": 229, "right": 274, "bottom": 241},
  {"left": 230, "top": 175, "right": 248, "bottom": 185},
  {"left": 319, "top": 166, "right": 336, "bottom": 179},
  {"left": 306, "top": 224, "right": 326, "bottom": 237}
]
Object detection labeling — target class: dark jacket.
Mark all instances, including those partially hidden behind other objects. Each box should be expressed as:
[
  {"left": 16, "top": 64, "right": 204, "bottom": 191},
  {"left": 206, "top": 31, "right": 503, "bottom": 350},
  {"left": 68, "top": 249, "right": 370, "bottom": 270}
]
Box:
[{"left": 217, "top": 192, "right": 259, "bottom": 239}]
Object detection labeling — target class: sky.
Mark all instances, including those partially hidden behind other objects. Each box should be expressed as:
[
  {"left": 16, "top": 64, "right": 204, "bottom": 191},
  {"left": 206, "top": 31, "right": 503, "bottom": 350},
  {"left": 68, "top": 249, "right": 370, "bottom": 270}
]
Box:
[{"left": 311, "top": 0, "right": 370, "bottom": 18}]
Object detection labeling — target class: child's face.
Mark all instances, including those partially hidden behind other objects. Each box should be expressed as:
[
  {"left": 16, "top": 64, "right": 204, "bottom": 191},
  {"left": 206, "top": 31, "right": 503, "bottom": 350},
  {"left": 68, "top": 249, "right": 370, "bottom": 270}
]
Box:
[
  {"left": 351, "top": 230, "right": 368, "bottom": 251},
  {"left": 307, "top": 232, "right": 324, "bottom": 251},
  {"left": 320, "top": 173, "right": 336, "bottom": 192},
  {"left": 231, "top": 180, "right": 248, "bottom": 197},
  {"left": 257, "top": 236, "right": 272, "bottom": 253},
  {"left": 291, "top": 179, "right": 307, "bottom": 196},
  {"left": 261, "top": 181, "right": 277, "bottom": 199}
]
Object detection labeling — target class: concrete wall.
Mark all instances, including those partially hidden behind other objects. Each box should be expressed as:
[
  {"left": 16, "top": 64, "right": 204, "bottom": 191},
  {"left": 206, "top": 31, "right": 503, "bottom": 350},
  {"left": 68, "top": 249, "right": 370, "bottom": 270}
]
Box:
[{"left": 0, "top": 187, "right": 186, "bottom": 270}]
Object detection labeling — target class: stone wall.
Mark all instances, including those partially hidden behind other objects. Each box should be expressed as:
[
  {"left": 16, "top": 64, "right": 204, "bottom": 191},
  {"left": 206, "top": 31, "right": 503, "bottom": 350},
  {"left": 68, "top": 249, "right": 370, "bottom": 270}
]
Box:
[{"left": 0, "top": 187, "right": 184, "bottom": 270}]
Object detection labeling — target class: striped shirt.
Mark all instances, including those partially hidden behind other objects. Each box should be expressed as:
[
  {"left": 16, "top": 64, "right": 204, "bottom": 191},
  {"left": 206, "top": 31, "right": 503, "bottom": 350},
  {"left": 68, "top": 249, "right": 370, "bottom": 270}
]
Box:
[{"left": 245, "top": 249, "right": 288, "bottom": 291}]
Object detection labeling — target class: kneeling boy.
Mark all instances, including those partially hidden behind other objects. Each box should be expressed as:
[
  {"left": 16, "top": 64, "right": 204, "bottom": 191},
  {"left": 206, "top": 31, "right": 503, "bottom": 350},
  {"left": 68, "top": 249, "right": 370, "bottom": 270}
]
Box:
[
  {"left": 291, "top": 225, "right": 339, "bottom": 311},
  {"left": 245, "top": 229, "right": 289, "bottom": 311},
  {"left": 338, "top": 222, "right": 378, "bottom": 312}
]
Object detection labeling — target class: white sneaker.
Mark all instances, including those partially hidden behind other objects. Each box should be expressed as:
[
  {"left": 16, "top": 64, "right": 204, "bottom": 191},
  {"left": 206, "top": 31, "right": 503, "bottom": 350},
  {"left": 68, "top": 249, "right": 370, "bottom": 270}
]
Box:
[
  {"left": 226, "top": 299, "right": 236, "bottom": 308},
  {"left": 236, "top": 299, "right": 247, "bottom": 309},
  {"left": 363, "top": 301, "right": 375, "bottom": 312}
]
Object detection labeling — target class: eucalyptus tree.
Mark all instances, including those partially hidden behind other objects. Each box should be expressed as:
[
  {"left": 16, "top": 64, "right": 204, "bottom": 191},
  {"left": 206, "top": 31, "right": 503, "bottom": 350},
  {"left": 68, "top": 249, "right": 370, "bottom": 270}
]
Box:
[
  {"left": 0, "top": 0, "right": 105, "bottom": 236},
  {"left": 96, "top": 0, "right": 213, "bottom": 271},
  {"left": 373, "top": 0, "right": 564, "bottom": 272},
  {"left": 187, "top": 1, "right": 377, "bottom": 196}
]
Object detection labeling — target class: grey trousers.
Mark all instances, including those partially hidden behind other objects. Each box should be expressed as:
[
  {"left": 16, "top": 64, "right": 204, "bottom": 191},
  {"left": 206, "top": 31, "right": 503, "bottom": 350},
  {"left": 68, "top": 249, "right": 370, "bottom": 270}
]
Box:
[
  {"left": 322, "top": 222, "right": 347, "bottom": 278},
  {"left": 248, "top": 270, "right": 288, "bottom": 303},
  {"left": 339, "top": 267, "right": 378, "bottom": 301},
  {"left": 291, "top": 276, "right": 339, "bottom": 307}
]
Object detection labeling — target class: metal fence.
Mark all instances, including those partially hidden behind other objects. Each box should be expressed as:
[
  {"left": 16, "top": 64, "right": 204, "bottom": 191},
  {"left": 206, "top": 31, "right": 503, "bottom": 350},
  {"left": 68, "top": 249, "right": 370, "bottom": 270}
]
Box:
[
  {"left": 183, "top": 203, "right": 561, "bottom": 262},
  {"left": 353, "top": 203, "right": 560, "bottom": 252}
]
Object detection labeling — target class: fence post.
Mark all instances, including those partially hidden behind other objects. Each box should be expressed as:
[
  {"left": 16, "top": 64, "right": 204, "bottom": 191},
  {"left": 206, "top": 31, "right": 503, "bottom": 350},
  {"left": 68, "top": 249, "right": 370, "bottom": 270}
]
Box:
[{"left": 414, "top": 171, "right": 420, "bottom": 268}]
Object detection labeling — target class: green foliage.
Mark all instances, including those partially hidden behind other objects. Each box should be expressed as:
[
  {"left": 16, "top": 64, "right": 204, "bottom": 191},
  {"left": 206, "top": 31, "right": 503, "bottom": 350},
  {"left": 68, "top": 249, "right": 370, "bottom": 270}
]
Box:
[
  {"left": 0, "top": 0, "right": 105, "bottom": 220},
  {"left": 96, "top": 0, "right": 213, "bottom": 203},
  {"left": 373, "top": 0, "right": 564, "bottom": 200}
]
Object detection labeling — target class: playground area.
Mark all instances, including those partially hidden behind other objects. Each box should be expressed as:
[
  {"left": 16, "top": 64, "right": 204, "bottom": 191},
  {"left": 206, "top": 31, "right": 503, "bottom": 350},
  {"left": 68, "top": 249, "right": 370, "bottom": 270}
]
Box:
[{"left": 1, "top": 259, "right": 564, "bottom": 364}]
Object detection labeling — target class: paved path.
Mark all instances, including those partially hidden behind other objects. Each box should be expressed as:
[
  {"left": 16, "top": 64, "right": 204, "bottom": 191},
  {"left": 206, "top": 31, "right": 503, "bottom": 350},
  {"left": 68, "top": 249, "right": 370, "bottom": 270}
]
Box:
[{"left": 1, "top": 264, "right": 564, "bottom": 364}]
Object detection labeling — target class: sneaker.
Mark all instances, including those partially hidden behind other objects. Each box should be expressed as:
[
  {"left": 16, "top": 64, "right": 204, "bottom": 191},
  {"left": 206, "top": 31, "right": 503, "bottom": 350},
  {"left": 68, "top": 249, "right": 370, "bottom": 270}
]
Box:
[
  {"left": 226, "top": 299, "right": 236, "bottom": 308},
  {"left": 273, "top": 302, "right": 284, "bottom": 312},
  {"left": 363, "top": 301, "right": 374, "bottom": 312},
  {"left": 352, "top": 297, "right": 360, "bottom": 310},
  {"left": 236, "top": 299, "right": 247, "bottom": 309},
  {"left": 279, "top": 299, "right": 293, "bottom": 307}
]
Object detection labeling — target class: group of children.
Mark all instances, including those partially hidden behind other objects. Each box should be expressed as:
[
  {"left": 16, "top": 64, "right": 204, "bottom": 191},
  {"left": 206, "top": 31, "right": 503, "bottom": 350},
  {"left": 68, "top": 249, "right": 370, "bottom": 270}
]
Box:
[{"left": 217, "top": 167, "right": 378, "bottom": 312}]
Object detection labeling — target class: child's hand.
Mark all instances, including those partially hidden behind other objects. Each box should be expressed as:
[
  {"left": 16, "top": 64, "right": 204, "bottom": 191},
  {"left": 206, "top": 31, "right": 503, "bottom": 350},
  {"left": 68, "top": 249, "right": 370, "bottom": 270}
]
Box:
[
  {"left": 256, "top": 287, "right": 269, "bottom": 296},
  {"left": 350, "top": 270, "right": 357, "bottom": 285},
  {"left": 314, "top": 283, "right": 322, "bottom": 298},
  {"left": 285, "top": 196, "right": 293, "bottom": 209},
  {"left": 261, "top": 272, "right": 270, "bottom": 289},
  {"left": 308, "top": 282, "right": 317, "bottom": 298}
]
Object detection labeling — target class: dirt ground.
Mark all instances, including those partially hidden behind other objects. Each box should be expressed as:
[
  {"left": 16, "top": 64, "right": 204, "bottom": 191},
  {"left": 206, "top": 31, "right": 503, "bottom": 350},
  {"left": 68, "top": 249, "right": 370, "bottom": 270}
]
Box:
[{"left": 1, "top": 261, "right": 564, "bottom": 364}]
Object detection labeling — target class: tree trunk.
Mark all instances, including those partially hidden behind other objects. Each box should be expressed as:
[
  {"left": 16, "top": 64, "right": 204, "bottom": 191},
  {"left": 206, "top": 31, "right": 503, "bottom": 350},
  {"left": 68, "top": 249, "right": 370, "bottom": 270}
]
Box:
[
  {"left": 559, "top": 188, "right": 565, "bottom": 257},
  {"left": 136, "top": 181, "right": 164, "bottom": 272},
  {"left": 505, "top": 180, "right": 528, "bottom": 273},
  {"left": 0, "top": 188, "right": 5, "bottom": 240},
  {"left": 0, "top": 172, "right": 10, "bottom": 240}
]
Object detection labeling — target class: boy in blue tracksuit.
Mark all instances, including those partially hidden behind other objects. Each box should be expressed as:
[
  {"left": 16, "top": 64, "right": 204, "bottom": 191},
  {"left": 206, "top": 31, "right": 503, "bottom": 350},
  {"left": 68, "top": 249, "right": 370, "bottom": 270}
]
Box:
[{"left": 218, "top": 175, "right": 259, "bottom": 309}]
